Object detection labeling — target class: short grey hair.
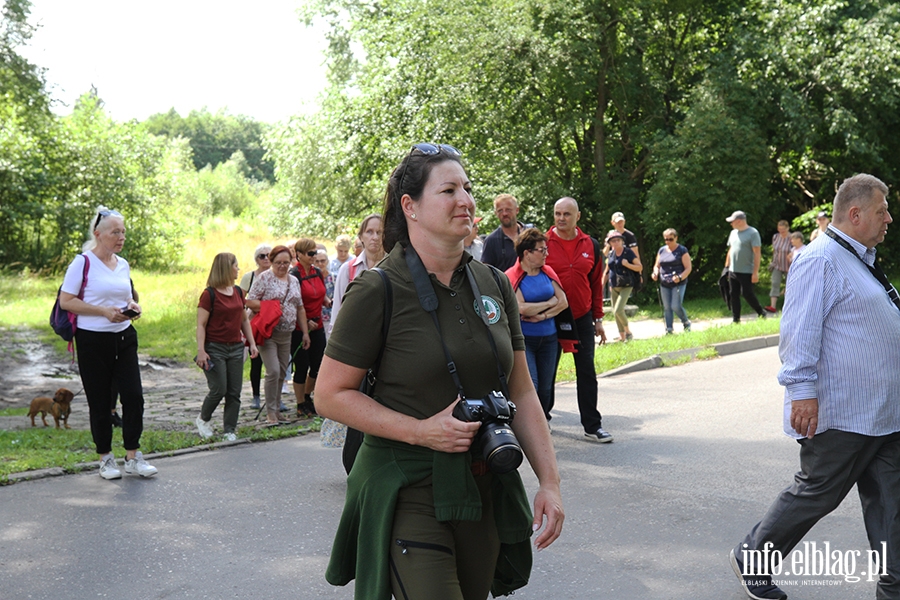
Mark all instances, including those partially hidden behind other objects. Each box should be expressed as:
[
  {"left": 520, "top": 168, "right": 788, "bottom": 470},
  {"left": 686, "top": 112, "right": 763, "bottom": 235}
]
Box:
[{"left": 834, "top": 174, "right": 889, "bottom": 220}]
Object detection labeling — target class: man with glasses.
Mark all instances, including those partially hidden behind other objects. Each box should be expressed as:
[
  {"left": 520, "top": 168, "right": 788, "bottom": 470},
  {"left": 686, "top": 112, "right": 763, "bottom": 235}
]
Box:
[
  {"left": 545, "top": 197, "right": 612, "bottom": 443},
  {"left": 481, "top": 194, "right": 527, "bottom": 271},
  {"left": 731, "top": 174, "right": 900, "bottom": 600}
]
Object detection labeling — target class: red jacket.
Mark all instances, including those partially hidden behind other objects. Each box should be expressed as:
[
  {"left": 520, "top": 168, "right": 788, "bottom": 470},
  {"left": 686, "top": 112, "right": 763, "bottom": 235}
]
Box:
[
  {"left": 504, "top": 260, "right": 578, "bottom": 354},
  {"left": 545, "top": 227, "right": 604, "bottom": 321}
]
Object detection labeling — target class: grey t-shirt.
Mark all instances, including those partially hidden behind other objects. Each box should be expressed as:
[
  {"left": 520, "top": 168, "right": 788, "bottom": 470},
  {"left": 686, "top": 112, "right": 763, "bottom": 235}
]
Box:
[{"left": 728, "top": 227, "right": 761, "bottom": 274}]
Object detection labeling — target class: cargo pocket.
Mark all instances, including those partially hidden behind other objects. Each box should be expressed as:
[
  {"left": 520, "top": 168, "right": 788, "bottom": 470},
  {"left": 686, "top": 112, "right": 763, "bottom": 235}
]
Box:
[{"left": 390, "top": 538, "right": 455, "bottom": 600}]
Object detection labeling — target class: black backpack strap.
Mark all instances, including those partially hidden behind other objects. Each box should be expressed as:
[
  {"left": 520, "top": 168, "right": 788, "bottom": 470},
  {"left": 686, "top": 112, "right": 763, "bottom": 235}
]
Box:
[
  {"left": 206, "top": 287, "right": 216, "bottom": 319},
  {"left": 590, "top": 236, "right": 603, "bottom": 277},
  {"left": 367, "top": 267, "right": 393, "bottom": 390}
]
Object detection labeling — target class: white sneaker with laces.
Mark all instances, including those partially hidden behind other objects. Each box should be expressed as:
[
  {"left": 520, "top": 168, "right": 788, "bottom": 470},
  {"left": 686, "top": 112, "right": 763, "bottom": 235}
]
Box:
[
  {"left": 99, "top": 454, "right": 121, "bottom": 480},
  {"left": 195, "top": 415, "right": 214, "bottom": 439},
  {"left": 124, "top": 451, "right": 158, "bottom": 477},
  {"left": 223, "top": 432, "right": 237, "bottom": 442}
]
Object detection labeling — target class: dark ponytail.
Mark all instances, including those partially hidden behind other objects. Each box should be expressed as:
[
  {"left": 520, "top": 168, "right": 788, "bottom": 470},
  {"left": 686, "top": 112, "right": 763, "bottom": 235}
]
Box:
[{"left": 381, "top": 147, "right": 464, "bottom": 252}]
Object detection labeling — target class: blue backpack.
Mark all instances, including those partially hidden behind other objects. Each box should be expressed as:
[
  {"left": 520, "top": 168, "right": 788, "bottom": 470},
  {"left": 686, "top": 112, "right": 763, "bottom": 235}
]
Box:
[{"left": 50, "top": 254, "right": 90, "bottom": 348}]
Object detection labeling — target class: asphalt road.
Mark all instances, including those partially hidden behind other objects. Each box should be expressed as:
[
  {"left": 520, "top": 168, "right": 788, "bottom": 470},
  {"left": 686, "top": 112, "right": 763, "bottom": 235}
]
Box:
[{"left": 0, "top": 346, "right": 877, "bottom": 600}]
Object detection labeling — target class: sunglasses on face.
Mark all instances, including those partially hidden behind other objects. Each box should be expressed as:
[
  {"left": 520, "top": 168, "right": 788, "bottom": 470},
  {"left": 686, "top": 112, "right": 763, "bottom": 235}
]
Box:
[
  {"left": 94, "top": 209, "right": 123, "bottom": 229},
  {"left": 304, "top": 251, "right": 318, "bottom": 257},
  {"left": 664, "top": 237, "right": 676, "bottom": 242},
  {"left": 257, "top": 254, "right": 270, "bottom": 261},
  {"left": 529, "top": 247, "right": 549, "bottom": 254},
  {"left": 398, "top": 143, "right": 462, "bottom": 192}
]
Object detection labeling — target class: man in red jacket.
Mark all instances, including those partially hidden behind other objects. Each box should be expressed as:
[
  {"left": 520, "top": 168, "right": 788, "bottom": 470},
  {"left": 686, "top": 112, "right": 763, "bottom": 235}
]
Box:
[{"left": 545, "top": 197, "right": 612, "bottom": 442}]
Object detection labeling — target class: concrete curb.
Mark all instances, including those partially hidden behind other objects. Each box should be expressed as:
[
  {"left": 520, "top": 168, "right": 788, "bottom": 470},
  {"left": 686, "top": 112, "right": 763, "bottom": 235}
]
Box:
[{"left": 600, "top": 334, "right": 780, "bottom": 378}]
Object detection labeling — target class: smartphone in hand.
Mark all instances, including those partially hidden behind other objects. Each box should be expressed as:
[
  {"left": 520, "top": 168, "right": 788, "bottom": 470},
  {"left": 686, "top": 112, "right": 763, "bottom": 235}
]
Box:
[{"left": 121, "top": 307, "right": 140, "bottom": 318}]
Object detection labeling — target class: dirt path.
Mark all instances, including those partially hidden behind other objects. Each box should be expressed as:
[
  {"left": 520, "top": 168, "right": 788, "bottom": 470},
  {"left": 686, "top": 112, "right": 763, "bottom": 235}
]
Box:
[{"left": 0, "top": 326, "right": 290, "bottom": 433}]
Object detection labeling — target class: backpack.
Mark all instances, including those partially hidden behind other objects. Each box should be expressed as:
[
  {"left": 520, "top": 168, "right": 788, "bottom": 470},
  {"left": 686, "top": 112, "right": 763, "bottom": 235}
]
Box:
[{"left": 50, "top": 254, "right": 90, "bottom": 349}]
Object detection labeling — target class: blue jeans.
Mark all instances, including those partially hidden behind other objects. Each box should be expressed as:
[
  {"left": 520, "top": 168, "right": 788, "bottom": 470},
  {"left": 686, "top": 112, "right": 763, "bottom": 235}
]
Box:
[
  {"left": 524, "top": 334, "right": 558, "bottom": 420},
  {"left": 660, "top": 283, "right": 689, "bottom": 332}
]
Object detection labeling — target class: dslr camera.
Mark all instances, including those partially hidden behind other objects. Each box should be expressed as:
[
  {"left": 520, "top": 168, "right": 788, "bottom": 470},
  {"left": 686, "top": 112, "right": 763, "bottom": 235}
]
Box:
[{"left": 453, "top": 391, "right": 523, "bottom": 474}]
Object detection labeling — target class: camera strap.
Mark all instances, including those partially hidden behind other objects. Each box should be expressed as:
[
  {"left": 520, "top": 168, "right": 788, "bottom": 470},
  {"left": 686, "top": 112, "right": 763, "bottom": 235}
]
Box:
[
  {"left": 403, "top": 243, "right": 510, "bottom": 400},
  {"left": 824, "top": 228, "right": 900, "bottom": 312}
]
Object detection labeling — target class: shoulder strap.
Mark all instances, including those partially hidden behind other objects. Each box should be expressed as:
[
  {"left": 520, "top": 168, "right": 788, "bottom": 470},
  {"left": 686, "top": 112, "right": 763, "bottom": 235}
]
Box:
[
  {"left": 235, "top": 285, "right": 244, "bottom": 301},
  {"left": 590, "top": 237, "right": 603, "bottom": 276},
  {"left": 824, "top": 228, "right": 900, "bottom": 312},
  {"left": 364, "top": 267, "right": 393, "bottom": 393},
  {"left": 78, "top": 254, "right": 90, "bottom": 300},
  {"left": 465, "top": 264, "right": 511, "bottom": 401},
  {"left": 206, "top": 287, "right": 216, "bottom": 319}
]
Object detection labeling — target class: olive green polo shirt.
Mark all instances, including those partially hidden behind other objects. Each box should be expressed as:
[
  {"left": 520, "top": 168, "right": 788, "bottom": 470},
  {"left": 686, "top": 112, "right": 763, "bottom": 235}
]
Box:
[{"left": 325, "top": 244, "right": 525, "bottom": 419}]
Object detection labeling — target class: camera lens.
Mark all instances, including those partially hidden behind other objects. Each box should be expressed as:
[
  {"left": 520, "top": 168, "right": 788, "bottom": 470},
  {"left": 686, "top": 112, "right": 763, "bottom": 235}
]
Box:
[{"left": 481, "top": 425, "right": 523, "bottom": 474}]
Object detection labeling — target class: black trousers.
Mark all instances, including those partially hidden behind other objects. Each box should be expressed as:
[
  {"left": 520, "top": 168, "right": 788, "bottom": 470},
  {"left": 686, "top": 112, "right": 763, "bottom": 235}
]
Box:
[
  {"left": 553, "top": 312, "right": 603, "bottom": 433},
  {"left": 736, "top": 429, "right": 900, "bottom": 598},
  {"left": 291, "top": 327, "right": 326, "bottom": 385},
  {"left": 729, "top": 272, "right": 764, "bottom": 322},
  {"left": 249, "top": 354, "right": 263, "bottom": 397},
  {"left": 75, "top": 326, "right": 144, "bottom": 454}
]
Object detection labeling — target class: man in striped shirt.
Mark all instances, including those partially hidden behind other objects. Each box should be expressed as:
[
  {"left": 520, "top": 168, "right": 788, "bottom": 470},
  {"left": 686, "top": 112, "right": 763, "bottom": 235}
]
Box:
[{"left": 731, "top": 174, "right": 900, "bottom": 600}]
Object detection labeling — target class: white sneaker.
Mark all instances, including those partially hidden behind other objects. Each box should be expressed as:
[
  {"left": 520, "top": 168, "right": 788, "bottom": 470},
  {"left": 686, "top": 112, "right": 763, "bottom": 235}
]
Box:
[
  {"left": 223, "top": 432, "right": 237, "bottom": 442},
  {"left": 99, "top": 454, "right": 121, "bottom": 480},
  {"left": 124, "top": 451, "right": 158, "bottom": 477},
  {"left": 195, "top": 415, "right": 214, "bottom": 439}
]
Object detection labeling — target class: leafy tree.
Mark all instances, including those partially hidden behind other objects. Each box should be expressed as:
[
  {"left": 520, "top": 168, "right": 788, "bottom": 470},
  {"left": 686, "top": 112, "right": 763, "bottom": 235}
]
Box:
[
  {"left": 644, "top": 79, "right": 773, "bottom": 287},
  {"left": 143, "top": 108, "right": 275, "bottom": 184}
]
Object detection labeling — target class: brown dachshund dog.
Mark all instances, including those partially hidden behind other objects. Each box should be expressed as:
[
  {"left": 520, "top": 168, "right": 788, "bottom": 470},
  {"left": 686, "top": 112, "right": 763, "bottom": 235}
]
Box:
[{"left": 27, "top": 388, "right": 75, "bottom": 429}]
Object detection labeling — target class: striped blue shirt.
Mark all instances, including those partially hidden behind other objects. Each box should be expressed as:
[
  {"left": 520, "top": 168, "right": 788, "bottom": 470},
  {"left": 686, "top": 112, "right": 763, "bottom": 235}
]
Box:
[{"left": 778, "top": 225, "right": 900, "bottom": 438}]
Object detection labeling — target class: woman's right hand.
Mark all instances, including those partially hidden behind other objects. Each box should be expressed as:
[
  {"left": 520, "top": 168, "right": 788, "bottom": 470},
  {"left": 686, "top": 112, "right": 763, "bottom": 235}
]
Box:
[
  {"left": 413, "top": 399, "right": 480, "bottom": 453},
  {"left": 103, "top": 306, "right": 130, "bottom": 323},
  {"left": 195, "top": 350, "right": 210, "bottom": 371},
  {"left": 651, "top": 271, "right": 659, "bottom": 281}
]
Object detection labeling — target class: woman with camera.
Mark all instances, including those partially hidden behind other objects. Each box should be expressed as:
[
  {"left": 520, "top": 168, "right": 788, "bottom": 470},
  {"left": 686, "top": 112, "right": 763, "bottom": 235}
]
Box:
[
  {"left": 602, "top": 231, "right": 642, "bottom": 342},
  {"left": 317, "top": 144, "right": 563, "bottom": 599},
  {"left": 651, "top": 228, "right": 693, "bottom": 334}
]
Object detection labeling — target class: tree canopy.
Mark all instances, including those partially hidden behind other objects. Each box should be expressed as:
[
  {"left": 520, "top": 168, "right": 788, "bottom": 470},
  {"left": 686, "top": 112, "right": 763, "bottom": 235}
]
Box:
[
  {"left": 143, "top": 108, "right": 275, "bottom": 184},
  {"left": 271, "top": 0, "right": 900, "bottom": 286}
]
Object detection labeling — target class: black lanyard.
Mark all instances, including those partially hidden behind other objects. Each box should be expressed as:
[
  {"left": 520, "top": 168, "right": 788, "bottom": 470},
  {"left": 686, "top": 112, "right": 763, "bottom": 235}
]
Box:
[
  {"left": 404, "top": 243, "right": 511, "bottom": 401},
  {"left": 824, "top": 228, "right": 900, "bottom": 312}
]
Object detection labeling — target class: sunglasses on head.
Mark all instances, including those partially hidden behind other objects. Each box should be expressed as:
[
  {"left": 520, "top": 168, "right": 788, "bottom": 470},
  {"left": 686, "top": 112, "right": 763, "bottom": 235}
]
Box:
[
  {"left": 398, "top": 143, "right": 462, "bottom": 193},
  {"left": 94, "top": 209, "right": 123, "bottom": 229}
]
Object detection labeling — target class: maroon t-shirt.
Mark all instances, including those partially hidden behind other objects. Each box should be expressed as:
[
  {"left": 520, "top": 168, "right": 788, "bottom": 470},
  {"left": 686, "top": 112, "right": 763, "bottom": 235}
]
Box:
[{"left": 198, "top": 287, "right": 245, "bottom": 343}]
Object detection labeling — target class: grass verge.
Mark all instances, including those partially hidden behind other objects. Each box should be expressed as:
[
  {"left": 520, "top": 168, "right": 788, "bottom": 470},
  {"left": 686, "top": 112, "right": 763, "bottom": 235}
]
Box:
[
  {"left": 0, "top": 419, "right": 322, "bottom": 483},
  {"left": 555, "top": 316, "right": 780, "bottom": 382}
]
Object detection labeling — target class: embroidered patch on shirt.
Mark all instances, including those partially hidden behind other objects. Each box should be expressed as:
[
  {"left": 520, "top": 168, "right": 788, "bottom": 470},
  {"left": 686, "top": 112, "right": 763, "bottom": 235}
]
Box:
[{"left": 474, "top": 296, "right": 502, "bottom": 324}]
